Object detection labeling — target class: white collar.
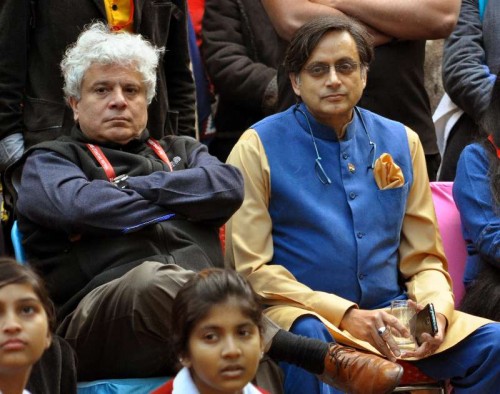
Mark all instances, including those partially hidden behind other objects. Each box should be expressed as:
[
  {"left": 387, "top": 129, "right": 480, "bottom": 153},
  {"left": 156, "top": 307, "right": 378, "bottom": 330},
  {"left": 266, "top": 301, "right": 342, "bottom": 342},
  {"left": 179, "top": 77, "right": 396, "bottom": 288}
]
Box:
[{"left": 172, "top": 367, "right": 262, "bottom": 394}]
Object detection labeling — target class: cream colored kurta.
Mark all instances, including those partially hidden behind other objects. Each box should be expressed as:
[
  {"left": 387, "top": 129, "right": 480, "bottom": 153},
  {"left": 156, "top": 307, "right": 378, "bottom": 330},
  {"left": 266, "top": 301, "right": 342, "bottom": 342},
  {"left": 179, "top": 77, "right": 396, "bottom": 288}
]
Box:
[{"left": 226, "top": 126, "right": 492, "bottom": 356}]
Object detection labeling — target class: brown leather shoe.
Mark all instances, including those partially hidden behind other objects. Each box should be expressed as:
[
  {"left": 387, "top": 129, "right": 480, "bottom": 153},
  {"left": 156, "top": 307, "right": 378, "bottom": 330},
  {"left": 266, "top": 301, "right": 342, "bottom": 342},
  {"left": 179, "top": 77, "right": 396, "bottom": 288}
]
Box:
[{"left": 318, "top": 343, "right": 403, "bottom": 394}]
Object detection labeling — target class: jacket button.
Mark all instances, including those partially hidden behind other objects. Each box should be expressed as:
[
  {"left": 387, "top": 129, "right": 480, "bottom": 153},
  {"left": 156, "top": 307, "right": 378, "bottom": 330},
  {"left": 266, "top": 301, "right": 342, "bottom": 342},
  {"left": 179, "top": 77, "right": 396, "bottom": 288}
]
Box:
[
  {"left": 357, "top": 232, "right": 364, "bottom": 239},
  {"left": 342, "top": 152, "right": 349, "bottom": 160},
  {"left": 349, "top": 192, "right": 356, "bottom": 199}
]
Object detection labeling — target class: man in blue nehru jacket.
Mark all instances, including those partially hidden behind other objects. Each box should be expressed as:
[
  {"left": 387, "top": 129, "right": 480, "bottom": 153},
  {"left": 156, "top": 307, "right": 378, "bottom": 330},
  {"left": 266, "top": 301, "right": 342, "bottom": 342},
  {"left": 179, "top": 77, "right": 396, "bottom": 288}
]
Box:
[{"left": 226, "top": 15, "right": 500, "bottom": 394}]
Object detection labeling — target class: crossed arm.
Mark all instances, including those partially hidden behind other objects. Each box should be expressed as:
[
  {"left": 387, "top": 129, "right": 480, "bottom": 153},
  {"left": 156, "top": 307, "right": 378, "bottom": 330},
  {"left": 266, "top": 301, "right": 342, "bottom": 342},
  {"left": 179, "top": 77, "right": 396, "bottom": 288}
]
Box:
[
  {"left": 261, "top": 0, "right": 459, "bottom": 44},
  {"left": 17, "top": 143, "right": 243, "bottom": 234}
]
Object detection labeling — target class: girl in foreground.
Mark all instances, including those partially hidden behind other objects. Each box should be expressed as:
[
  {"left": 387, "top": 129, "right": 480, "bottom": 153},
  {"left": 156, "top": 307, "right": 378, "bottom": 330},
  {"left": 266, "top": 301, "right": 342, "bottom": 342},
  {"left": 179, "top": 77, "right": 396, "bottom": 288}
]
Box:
[
  {"left": 153, "top": 268, "right": 268, "bottom": 394},
  {"left": 0, "top": 257, "right": 53, "bottom": 394}
]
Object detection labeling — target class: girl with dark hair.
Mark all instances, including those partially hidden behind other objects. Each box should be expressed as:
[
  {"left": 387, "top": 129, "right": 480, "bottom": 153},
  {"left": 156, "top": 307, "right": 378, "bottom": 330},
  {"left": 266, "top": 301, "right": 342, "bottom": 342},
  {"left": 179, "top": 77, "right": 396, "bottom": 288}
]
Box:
[
  {"left": 0, "top": 257, "right": 53, "bottom": 394},
  {"left": 453, "top": 72, "right": 500, "bottom": 321},
  {"left": 153, "top": 268, "right": 269, "bottom": 394}
]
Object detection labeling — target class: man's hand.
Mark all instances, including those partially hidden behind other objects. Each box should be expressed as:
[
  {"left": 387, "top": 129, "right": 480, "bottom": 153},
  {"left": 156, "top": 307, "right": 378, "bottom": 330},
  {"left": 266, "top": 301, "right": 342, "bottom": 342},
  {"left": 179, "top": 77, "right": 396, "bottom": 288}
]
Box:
[
  {"left": 339, "top": 307, "right": 409, "bottom": 362},
  {"left": 401, "top": 303, "right": 447, "bottom": 359},
  {"left": 339, "top": 301, "right": 447, "bottom": 361}
]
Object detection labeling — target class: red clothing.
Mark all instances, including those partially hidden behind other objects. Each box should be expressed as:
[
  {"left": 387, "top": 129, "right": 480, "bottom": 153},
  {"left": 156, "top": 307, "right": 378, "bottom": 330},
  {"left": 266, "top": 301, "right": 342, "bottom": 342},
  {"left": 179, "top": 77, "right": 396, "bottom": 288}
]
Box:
[
  {"left": 187, "top": 0, "right": 205, "bottom": 47},
  {"left": 151, "top": 379, "right": 174, "bottom": 394}
]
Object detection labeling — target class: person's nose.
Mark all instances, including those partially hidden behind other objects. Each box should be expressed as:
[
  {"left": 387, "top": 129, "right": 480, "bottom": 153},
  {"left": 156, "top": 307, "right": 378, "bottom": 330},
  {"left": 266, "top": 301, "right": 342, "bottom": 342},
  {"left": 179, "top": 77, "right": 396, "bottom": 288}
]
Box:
[
  {"left": 221, "top": 336, "right": 242, "bottom": 359},
  {"left": 1, "top": 311, "right": 22, "bottom": 334},
  {"left": 109, "top": 87, "right": 127, "bottom": 109},
  {"left": 326, "top": 66, "right": 342, "bottom": 87}
]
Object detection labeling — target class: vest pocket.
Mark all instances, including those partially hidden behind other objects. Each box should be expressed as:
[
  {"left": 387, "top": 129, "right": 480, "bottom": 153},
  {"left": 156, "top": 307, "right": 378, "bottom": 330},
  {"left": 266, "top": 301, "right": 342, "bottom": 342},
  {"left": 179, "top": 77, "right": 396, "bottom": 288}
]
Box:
[{"left": 376, "top": 182, "right": 409, "bottom": 233}]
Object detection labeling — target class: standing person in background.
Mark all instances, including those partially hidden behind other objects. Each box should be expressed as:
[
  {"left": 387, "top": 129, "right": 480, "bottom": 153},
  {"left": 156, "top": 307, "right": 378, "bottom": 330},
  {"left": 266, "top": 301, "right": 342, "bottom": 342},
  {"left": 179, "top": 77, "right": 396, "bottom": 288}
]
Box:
[
  {"left": 0, "top": 257, "right": 76, "bottom": 394},
  {"left": 201, "top": 0, "right": 286, "bottom": 162},
  {"left": 453, "top": 71, "right": 500, "bottom": 322},
  {"left": 0, "top": 0, "right": 196, "bottom": 173},
  {"left": 440, "top": 0, "right": 498, "bottom": 181},
  {"left": 261, "top": 0, "right": 460, "bottom": 181}
]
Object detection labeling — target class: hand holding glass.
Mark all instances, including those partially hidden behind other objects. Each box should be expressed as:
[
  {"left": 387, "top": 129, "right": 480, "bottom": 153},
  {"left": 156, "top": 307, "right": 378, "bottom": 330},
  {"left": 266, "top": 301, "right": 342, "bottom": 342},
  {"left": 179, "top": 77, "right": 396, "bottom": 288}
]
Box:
[{"left": 390, "top": 300, "right": 416, "bottom": 350}]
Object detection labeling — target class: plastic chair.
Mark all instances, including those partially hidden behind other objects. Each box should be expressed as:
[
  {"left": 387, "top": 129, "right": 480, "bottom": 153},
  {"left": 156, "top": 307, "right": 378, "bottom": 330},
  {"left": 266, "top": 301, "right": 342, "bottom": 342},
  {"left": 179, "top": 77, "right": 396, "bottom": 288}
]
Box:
[
  {"left": 429, "top": 181, "right": 467, "bottom": 305},
  {"left": 393, "top": 182, "right": 467, "bottom": 393},
  {"left": 11, "top": 220, "right": 26, "bottom": 263},
  {"left": 77, "top": 377, "right": 167, "bottom": 394}
]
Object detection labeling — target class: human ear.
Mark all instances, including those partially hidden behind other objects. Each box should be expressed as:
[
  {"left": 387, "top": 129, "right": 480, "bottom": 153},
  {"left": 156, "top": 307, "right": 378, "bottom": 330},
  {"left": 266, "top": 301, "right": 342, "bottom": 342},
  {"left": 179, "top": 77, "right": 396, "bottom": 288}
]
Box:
[
  {"left": 45, "top": 332, "right": 52, "bottom": 350},
  {"left": 360, "top": 67, "right": 368, "bottom": 89},
  {"left": 290, "top": 73, "right": 301, "bottom": 97},
  {"left": 68, "top": 97, "right": 80, "bottom": 123},
  {"left": 179, "top": 354, "right": 192, "bottom": 368}
]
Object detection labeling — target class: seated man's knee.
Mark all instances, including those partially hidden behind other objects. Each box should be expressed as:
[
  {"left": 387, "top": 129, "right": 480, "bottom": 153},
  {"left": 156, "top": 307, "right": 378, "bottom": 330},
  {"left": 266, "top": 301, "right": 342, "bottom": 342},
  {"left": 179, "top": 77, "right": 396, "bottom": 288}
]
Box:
[
  {"left": 121, "top": 261, "right": 196, "bottom": 307},
  {"left": 290, "top": 316, "right": 333, "bottom": 342},
  {"left": 122, "top": 261, "right": 165, "bottom": 295}
]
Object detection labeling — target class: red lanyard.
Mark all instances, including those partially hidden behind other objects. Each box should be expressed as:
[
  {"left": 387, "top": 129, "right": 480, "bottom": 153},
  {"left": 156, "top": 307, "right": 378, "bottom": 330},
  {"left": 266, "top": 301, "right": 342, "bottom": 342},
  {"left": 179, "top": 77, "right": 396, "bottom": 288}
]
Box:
[
  {"left": 86, "top": 143, "right": 116, "bottom": 181},
  {"left": 146, "top": 138, "right": 173, "bottom": 171},
  {"left": 86, "top": 138, "right": 173, "bottom": 181},
  {"left": 488, "top": 135, "right": 500, "bottom": 159}
]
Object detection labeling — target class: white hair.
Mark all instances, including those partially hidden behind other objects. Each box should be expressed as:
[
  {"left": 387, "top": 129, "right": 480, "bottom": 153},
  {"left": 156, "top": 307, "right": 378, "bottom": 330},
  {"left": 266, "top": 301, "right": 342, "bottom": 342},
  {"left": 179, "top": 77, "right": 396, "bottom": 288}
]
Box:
[{"left": 61, "top": 22, "right": 164, "bottom": 104}]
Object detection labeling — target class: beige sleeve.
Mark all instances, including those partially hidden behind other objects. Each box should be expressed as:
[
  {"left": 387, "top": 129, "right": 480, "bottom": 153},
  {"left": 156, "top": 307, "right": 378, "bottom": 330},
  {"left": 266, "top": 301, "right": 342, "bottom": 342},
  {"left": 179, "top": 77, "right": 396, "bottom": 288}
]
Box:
[
  {"left": 400, "top": 127, "right": 455, "bottom": 321},
  {"left": 225, "top": 129, "right": 356, "bottom": 327}
]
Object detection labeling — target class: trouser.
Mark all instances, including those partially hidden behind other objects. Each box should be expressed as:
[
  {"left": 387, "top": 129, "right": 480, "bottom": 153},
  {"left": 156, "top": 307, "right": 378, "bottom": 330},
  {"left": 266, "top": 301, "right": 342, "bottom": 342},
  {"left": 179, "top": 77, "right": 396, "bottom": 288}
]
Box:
[
  {"left": 425, "top": 152, "right": 441, "bottom": 182},
  {"left": 280, "top": 316, "right": 336, "bottom": 394},
  {"left": 438, "top": 112, "right": 480, "bottom": 181},
  {"left": 414, "top": 323, "right": 500, "bottom": 394},
  {"left": 284, "top": 315, "right": 500, "bottom": 394},
  {"left": 57, "top": 261, "right": 280, "bottom": 383}
]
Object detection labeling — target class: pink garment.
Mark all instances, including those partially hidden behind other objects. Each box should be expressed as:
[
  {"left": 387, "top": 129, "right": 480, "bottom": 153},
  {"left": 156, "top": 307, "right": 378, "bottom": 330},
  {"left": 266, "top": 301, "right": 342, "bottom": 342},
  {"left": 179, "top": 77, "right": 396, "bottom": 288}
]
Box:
[{"left": 430, "top": 182, "right": 467, "bottom": 306}]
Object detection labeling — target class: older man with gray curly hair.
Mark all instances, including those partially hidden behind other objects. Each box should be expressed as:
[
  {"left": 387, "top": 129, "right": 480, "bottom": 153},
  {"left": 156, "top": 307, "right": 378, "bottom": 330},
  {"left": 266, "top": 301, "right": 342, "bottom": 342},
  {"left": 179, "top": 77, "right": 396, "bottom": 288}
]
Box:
[{"left": 7, "top": 21, "right": 245, "bottom": 381}]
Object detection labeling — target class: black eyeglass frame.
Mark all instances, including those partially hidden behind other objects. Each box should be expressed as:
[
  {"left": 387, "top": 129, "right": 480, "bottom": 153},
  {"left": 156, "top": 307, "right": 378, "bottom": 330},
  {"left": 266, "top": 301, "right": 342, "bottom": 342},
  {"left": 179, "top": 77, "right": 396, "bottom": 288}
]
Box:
[{"left": 303, "top": 61, "right": 361, "bottom": 78}]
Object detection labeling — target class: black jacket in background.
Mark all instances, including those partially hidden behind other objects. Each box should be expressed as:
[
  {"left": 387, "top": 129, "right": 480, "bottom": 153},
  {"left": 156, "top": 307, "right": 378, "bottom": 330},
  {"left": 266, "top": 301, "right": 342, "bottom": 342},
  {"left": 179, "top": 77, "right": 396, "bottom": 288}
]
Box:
[
  {"left": 0, "top": 0, "right": 196, "bottom": 148},
  {"left": 202, "top": 0, "right": 287, "bottom": 136}
]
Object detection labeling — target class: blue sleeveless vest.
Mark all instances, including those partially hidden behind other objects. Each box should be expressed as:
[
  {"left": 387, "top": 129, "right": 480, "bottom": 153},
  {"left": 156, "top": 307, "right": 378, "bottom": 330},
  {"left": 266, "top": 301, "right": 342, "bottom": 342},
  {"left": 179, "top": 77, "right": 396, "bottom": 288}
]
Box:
[{"left": 253, "top": 104, "right": 413, "bottom": 308}]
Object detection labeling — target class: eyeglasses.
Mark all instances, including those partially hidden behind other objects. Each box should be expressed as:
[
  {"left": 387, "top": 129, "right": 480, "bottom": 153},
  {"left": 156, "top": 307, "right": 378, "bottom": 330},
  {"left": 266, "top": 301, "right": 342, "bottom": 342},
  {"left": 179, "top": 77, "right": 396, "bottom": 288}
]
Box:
[
  {"left": 303, "top": 61, "right": 360, "bottom": 78},
  {"left": 315, "top": 157, "right": 332, "bottom": 185},
  {"left": 367, "top": 139, "right": 377, "bottom": 169},
  {"left": 294, "top": 106, "right": 332, "bottom": 185},
  {"left": 356, "top": 107, "right": 377, "bottom": 169}
]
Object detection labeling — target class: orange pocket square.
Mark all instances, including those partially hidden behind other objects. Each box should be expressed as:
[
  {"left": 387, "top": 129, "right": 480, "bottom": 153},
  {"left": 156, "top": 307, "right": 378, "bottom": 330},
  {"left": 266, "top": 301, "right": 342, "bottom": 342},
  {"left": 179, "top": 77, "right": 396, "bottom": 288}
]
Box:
[{"left": 373, "top": 153, "right": 405, "bottom": 189}]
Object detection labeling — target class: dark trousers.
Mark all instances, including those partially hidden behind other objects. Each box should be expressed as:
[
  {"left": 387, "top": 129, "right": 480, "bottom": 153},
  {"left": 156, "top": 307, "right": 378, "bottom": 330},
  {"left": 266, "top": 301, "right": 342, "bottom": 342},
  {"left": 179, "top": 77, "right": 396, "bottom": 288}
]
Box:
[
  {"left": 425, "top": 153, "right": 441, "bottom": 182},
  {"left": 57, "top": 262, "right": 280, "bottom": 387}
]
